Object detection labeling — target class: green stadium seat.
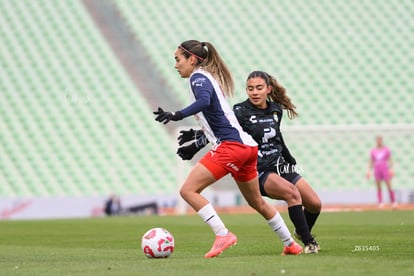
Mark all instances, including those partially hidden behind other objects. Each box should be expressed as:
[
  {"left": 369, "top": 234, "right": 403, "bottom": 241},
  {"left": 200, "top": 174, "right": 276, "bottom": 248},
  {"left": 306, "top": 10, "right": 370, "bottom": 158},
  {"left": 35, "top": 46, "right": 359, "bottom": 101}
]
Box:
[
  {"left": 0, "top": 0, "right": 413, "bottom": 197},
  {"left": 0, "top": 0, "right": 179, "bottom": 197}
]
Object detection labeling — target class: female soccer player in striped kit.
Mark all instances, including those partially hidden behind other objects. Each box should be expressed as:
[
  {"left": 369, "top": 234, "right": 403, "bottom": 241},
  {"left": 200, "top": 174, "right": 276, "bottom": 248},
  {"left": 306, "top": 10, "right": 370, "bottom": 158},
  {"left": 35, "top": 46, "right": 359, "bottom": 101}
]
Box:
[
  {"left": 367, "top": 136, "right": 397, "bottom": 208},
  {"left": 154, "top": 40, "right": 302, "bottom": 257}
]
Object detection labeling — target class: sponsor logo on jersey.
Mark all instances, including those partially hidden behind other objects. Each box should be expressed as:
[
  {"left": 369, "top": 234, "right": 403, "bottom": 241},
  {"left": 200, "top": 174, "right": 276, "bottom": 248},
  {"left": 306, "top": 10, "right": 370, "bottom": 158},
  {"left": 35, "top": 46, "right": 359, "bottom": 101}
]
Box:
[
  {"left": 192, "top": 77, "right": 207, "bottom": 87},
  {"left": 226, "top": 162, "right": 240, "bottom": 171},
  {"left": 249, "top": 115, "right": 257, "bottom": 123},
  {"left": 259, "top": 118, "right": 274, "bottom": 123},
  {"left": 262, "top": 127, "right": 276, "bottom": 143}
]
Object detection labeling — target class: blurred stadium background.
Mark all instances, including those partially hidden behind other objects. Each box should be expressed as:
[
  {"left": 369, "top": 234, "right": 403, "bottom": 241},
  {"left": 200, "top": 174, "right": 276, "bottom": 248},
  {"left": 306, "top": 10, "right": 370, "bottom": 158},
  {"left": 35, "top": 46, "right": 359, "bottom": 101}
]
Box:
[{"left": 0, "top": 0, "right": 413, "bottom": 219}]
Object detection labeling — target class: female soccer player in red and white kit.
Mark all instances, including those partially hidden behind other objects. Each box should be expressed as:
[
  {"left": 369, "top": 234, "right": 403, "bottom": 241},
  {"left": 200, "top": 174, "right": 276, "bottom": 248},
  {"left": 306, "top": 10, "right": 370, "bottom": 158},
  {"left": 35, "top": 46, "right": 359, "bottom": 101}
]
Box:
[{"left": 154, "top": 40, "right": 302, "bottom": 257}]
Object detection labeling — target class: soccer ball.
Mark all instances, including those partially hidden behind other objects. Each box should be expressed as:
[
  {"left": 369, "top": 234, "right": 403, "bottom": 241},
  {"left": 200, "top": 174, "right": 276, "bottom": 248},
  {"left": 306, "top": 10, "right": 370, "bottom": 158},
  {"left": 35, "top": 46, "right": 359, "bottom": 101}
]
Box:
[{"left": 141, "top": 227, "right": 175, "bottom": 258}]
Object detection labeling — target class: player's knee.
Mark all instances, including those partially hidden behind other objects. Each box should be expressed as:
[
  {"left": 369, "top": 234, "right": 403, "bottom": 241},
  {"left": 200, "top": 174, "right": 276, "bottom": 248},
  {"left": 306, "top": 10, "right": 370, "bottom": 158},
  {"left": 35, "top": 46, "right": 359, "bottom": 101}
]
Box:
[
  {"left": 288, "top": 189, "right": 302, "bottom": 205},
  {"left": 246, "top": 197, "right": 267, "bottom": 213},
  {"left": 280, "top": 190, "right": 302, "bottom": 206},
  {"left": 308, "top": 197, "right": 322, "bottom": 212},
  {"left": 179, "top": 186, "right": 192, "bottom": 201},
  {"left": 268, "top": 186, "right": 301, "bottom": 206}
]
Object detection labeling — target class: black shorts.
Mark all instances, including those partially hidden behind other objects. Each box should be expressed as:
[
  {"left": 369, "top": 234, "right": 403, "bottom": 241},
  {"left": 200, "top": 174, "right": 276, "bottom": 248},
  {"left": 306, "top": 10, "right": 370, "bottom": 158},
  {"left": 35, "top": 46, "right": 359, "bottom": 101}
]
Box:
[{"left": 258, "top": 164, "right": 302, "bottom": 197}]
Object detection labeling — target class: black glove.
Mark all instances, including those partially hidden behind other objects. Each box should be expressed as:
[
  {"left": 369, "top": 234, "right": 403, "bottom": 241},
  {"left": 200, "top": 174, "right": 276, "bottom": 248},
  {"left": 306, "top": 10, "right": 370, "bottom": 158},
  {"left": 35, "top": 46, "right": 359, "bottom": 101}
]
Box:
[
  {"left": 153, "top": 107, "right": 183, "bottom": 124},
  {"left": 176, "top": 142, "right": 203, "bottom": 160},
  {"left": 177, "top": 129, "right": 204, "bottom": 146}
]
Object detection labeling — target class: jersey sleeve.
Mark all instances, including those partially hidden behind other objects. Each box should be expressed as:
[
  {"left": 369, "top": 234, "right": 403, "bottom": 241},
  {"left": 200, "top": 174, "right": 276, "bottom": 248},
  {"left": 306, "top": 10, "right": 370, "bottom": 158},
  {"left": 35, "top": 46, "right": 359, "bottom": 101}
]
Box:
[
  {"left": 280, "top": 131, "right": 297, "bottom": 165},
  {"left": 179, "top": 73, "right": 213, "bottom": 117},
  {"left": 233, "top": 104, "right": 245, "bottom": 125},
  {"left": 386, "top": 147, "right": 391, "bottom": 159}
]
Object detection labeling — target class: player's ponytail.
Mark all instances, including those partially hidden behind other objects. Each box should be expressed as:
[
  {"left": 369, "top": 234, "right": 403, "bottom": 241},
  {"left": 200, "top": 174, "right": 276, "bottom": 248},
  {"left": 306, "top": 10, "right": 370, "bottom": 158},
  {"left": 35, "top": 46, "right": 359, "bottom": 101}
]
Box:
[
  {"left": 247, "top": 71, "right": 298, "bottom": 119},
  {"left": 179, "top": 40, "right": 234, "bottom": 97},
  {"left": 267, "top": 73, "right": 298, "bottom": 119}
]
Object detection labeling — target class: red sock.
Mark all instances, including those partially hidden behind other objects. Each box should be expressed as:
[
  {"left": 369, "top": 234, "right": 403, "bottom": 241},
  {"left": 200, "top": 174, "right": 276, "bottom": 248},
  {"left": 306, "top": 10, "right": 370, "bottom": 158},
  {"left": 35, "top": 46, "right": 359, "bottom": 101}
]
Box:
[{"left": 389, "top": 190, "right": 395, "bottom": 203}]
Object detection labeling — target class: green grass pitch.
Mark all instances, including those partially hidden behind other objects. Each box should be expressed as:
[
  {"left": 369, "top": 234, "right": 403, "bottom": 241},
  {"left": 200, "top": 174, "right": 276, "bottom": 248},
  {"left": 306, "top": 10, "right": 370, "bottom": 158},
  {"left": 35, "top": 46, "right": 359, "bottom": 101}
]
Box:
[{"left": 0, "top": 210, "right": 413, "bottom": 276}]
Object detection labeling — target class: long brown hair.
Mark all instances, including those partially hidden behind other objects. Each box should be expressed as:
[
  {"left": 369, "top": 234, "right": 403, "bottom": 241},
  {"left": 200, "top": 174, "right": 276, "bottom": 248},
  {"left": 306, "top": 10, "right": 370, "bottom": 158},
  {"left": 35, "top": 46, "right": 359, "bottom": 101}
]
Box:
[
  {"left": 179, "top": 40, "right": 234, "bottom": 97},
  {"left": 246, "top": 71, "right": 298, "bottom": 119}
]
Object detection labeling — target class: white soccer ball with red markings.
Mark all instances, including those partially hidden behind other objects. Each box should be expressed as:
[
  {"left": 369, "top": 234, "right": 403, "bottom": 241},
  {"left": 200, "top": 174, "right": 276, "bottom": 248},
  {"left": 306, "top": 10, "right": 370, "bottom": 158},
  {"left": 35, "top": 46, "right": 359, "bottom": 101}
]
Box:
[{"left": 141, "top": 227, "right": 175, "bottom": 258}]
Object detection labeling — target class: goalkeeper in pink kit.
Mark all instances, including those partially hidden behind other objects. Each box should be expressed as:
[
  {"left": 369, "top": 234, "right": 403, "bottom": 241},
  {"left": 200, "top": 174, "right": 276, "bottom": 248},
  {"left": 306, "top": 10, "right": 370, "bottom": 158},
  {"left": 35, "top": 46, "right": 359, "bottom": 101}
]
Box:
[{"left": 367, "top": 136, "right": 397, "bottom": 208}]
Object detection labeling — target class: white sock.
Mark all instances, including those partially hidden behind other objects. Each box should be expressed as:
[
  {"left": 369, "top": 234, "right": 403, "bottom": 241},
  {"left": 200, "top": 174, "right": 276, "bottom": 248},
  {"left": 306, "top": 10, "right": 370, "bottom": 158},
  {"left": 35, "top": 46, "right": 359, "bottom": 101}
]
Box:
[
  {"left": 267, "top": 212, "right": 294, "bottom": 246},
  {"left": 197, "top": 203, "right": 228, "bottom": 236}
]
